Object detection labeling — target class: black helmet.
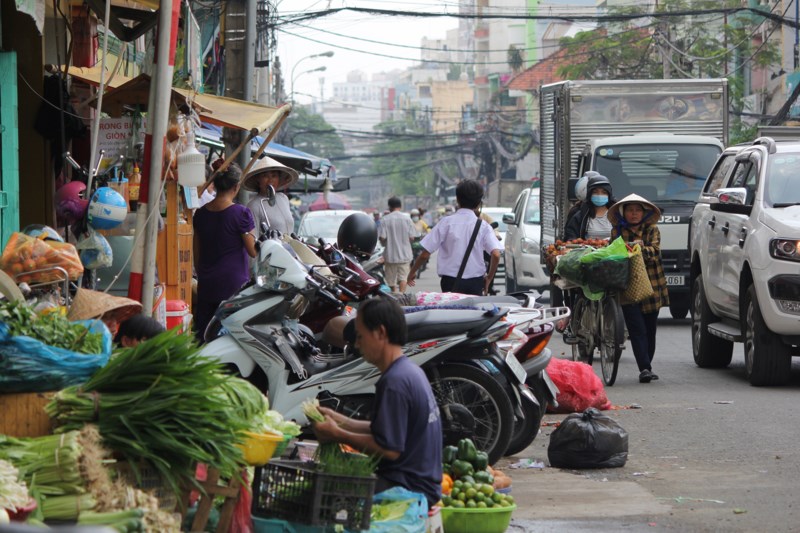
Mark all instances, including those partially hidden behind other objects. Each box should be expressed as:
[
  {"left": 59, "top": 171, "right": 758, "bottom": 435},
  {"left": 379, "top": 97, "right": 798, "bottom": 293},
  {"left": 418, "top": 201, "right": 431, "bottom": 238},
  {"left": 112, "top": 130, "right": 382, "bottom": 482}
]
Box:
[
  {"left": 587, "top": 174, "right": 612, "bottom": 196},
  {"left": 337, "top": 212, "right": 378, "bottom": 257}
]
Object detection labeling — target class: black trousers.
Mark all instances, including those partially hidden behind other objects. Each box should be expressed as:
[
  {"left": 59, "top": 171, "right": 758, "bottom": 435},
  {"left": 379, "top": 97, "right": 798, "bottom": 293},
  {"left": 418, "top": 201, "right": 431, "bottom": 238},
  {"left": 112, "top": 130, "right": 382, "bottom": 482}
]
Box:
[
  {"left": 440, "top": 275, "right": 484, "bottom": 295},
  {"left": 621, "top": 304, "right": 659, "bottom": 372}
]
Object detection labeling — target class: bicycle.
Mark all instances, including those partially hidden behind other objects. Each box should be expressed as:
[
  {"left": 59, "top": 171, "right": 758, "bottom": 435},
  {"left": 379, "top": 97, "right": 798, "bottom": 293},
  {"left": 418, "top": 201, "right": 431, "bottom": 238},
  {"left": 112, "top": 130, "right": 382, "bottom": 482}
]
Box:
[{"left": 569, "top": 288, "right": 625, "bottom": 386}]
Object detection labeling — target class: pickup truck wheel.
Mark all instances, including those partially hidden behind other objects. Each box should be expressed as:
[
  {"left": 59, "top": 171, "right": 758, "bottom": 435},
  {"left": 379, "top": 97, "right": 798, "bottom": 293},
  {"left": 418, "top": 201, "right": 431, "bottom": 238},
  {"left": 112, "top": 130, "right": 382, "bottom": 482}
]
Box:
[
  {"left": 744, "top": 285, "right": 791, "bottom": 386},
  {"left": 691, "top": 275, "right": 733, "bottom": 368}
]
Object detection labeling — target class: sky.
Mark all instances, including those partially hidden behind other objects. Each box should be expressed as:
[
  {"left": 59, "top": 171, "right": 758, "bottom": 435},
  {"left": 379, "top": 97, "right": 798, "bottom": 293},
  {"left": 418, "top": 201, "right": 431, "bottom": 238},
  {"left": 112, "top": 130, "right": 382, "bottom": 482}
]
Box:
[{"left": 275, "top": 0, "right": 461, "bottom": 105}]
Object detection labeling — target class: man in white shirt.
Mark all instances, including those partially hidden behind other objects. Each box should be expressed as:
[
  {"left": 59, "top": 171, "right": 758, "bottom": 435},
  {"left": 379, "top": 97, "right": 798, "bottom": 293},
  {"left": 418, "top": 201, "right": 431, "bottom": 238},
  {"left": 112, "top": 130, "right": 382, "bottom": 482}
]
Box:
[
  {"left": 408, "top": 180, "right": 502, "bottom": 295},
  {"left": 379, "top": 197, "right": 418, "bottom": 293}
]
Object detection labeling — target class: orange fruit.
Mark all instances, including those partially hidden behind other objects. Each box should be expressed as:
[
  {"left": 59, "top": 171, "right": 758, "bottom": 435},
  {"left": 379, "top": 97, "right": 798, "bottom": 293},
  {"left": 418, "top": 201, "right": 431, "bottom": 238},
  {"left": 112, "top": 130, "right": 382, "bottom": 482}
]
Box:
[
  {"left": 9, "top": 263, "right": 24, "bottom": 275},
  {"left": 23, "top": 259, "right": 37, "bottom": 272}
]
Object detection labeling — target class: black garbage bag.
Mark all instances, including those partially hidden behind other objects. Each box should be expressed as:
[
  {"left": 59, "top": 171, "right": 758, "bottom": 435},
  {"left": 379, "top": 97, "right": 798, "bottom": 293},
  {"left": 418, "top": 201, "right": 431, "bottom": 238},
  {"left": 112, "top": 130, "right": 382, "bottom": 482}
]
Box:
[{"left": 547, "top": 407, "right": 628, "bottom": 469}]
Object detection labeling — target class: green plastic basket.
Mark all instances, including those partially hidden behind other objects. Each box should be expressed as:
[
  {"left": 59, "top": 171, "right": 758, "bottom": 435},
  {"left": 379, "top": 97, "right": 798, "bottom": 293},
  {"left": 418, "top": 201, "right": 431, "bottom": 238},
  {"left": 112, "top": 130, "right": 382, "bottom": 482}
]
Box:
[{"left": 440, "top": 504, "right": 516, "bottom": 533}]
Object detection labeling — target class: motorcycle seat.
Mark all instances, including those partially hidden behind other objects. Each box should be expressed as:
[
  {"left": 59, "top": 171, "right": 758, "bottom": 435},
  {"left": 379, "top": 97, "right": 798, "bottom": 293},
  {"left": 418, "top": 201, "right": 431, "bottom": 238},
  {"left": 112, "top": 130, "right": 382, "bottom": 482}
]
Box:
[{"left": 404, "top": 308, "right": 507, "bottom": 342}]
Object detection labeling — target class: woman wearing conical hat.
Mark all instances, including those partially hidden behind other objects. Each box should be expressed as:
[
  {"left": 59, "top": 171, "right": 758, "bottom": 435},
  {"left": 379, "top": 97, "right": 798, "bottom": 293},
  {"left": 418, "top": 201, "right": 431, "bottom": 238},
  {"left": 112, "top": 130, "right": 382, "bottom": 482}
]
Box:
[
  {"left": 608, "top": 194, "right": 669, "bottom": 384},
  {"left": 242, "top": 156, "right": 299, "bottom": 236}
]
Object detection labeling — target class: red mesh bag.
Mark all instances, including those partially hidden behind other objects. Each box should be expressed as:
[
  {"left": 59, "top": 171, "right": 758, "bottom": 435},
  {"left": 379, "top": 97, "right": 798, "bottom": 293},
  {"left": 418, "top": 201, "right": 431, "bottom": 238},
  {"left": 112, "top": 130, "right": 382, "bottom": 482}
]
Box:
[{"left": 546, "top": 358, "right": 611, "bottom": 413}]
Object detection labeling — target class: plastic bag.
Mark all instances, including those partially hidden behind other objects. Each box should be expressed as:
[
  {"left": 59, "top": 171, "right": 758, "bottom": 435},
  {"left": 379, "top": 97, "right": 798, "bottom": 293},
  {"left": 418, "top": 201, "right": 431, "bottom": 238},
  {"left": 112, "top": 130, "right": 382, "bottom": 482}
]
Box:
[
  {"left": 369, "top": 487, "right": 428, "bottom": 533},
  {"left": 579, "top": 236, "right": 628, "bottom": 264},
  {"left": 554, "top": 247, "right": 592, "bottom": 286},
  {"left": 582, "top": 257, "right": 630, "bottom": 293},
  {"left": 545, "top": 358, "right": 611, "bottom": 414},
  {"left": 0, "top": 319, "right": 112, "bottom": 392},
  {"left": 547, "top": 407, "right": 629, "bottom": 469},
  {"left": 0, "top": 232, "right": 84, "bottom": 283},
  {"left": 76, "top": 231, "right": 113, "bottom": 269}
]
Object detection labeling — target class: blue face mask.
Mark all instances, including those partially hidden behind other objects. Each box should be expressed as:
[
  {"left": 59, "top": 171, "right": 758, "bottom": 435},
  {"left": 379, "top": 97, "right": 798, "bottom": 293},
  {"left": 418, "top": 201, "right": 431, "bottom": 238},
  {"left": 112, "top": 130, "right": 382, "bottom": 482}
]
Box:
[{"left": 591, "top": 195, "right": 608, "bottom": 207}]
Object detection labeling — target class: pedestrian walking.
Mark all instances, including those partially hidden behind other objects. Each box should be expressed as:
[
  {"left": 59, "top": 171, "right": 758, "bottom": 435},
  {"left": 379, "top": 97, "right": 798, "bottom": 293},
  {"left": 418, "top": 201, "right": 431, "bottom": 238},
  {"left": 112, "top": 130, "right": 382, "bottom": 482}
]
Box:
[
  {"left": 378, "top": 197, "right": 418, "bottom": 293},
  {"left": 608, "top": 193, "right": 669, "bottom": 383},
  {"left": 408, "top": 180, "right": 501, "bottom": 295}
]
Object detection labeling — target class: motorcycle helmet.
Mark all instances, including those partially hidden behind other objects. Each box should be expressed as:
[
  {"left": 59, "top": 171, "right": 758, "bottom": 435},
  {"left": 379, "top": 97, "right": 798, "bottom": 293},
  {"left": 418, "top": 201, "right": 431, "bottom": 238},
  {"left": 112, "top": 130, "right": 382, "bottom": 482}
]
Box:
[
  {"left": 575, "top": 171, "right": 602, "bottom": 202},
  {"left": 337, "top": 212, "right": 378, "bottom": 257},
  {"left": 586, "top": 174, "right": 613, "bottom": 197},
  {"left": 87, "top": 187, "right": 128, "bottom": 230},
  {"left": 55, "top": 181, "right": 89, "bottom": 224},
  {"left": 22, "top": 224, "right": 63, "bottom": 242}
]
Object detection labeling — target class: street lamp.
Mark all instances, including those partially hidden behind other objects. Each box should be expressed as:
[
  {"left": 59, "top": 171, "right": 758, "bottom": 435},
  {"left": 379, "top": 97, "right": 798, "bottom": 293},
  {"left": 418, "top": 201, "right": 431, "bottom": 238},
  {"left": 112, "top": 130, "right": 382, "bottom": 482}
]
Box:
[
  {"left": 290, "top": 51, "right": 334, "bottom": 102},
  {"left": 291, "top": 66, "right": 327, "bottom": 102}
]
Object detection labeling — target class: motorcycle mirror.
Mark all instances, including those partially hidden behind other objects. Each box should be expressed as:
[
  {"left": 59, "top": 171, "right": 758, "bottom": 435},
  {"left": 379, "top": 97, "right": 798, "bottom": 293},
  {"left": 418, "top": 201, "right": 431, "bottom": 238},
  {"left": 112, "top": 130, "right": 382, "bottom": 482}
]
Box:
[
  {"left": 260, "top": 221, "right": 269, "bottom": 236},
  {"left": 266, "top": 184, "right": 277, "bottom": 207}
]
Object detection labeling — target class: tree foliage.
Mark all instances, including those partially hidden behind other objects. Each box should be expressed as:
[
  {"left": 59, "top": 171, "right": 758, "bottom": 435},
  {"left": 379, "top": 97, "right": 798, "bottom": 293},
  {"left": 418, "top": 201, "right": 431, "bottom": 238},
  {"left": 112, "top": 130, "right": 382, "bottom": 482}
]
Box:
[
  {"left": 369, "top": 117, "right": 455, "bottom": 197},
  {"left": 278, "top": 106, "right": 345, "bottom": 158},
  {"left": 555, "top": 0, "right": 781, "bottom": 143},
  {"left": 507, "top": 45, "right": 524, "bottom": 73}
]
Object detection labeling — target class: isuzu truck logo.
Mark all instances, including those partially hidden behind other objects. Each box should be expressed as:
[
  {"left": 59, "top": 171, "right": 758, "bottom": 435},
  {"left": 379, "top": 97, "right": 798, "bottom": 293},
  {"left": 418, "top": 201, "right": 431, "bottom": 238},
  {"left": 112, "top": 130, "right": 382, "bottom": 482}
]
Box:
[{"left": 659, "top": 215, "right": 685, "bottom": 224}]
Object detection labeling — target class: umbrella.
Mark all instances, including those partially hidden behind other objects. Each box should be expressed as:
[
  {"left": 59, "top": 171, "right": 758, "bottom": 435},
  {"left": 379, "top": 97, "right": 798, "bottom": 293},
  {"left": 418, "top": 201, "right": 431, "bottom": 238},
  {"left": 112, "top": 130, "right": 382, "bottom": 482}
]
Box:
[{"left": 308, "top": 192, "right": 352, "bottom": 212}]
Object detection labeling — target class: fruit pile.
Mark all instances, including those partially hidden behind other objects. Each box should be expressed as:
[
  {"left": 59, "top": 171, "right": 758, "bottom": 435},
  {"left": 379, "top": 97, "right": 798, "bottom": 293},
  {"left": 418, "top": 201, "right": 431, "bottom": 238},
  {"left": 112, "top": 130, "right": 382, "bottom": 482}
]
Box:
[
  {"left": 441, "top": 438, "right": 514, "bottom": 509},
  {"left": 0, "top": 233, "right": 83, "bottom": 284},
  {"left": 545, "top": 238, "right": 609, "bottom": 271}
]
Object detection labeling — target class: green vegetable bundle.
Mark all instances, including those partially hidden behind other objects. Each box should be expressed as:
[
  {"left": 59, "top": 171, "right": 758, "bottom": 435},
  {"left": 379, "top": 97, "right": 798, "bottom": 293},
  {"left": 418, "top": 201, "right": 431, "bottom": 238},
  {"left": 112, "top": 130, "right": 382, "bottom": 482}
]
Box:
[
  {"left": 0, "top": 300, "right": 103, "bottom": 354},
  {"left": 45, "top": 331, "right": 254, "bottom": 499}
]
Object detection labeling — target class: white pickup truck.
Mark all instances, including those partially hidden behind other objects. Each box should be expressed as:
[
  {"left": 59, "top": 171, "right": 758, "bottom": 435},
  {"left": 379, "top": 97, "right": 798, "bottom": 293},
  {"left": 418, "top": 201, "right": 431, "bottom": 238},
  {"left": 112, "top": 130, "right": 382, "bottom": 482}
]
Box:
[{"left": 689, "top": 137, "right": 800, "bottom": 386}]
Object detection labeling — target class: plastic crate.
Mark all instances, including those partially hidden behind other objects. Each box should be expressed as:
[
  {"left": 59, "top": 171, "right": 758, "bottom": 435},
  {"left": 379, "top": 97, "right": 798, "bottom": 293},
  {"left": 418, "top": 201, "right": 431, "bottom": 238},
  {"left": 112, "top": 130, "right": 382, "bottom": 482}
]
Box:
[{"left": 252, "top": 459, "right": 376, "bottom": 530}]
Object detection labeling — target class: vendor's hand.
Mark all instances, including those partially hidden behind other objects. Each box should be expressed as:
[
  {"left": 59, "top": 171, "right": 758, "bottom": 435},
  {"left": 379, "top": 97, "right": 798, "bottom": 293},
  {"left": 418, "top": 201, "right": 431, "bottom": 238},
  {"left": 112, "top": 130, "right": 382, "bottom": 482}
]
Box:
[
  {"left": 310, "top": 415, "right": 340, "bottom": 443},
  {"left": 407, "top": 272, "right": 417, "bottom": 287}
]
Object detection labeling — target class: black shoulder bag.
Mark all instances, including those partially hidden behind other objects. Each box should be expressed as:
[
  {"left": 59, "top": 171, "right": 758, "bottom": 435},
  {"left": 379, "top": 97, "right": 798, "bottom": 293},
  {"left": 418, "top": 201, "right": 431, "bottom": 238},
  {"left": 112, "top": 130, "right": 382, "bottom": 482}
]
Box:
[{"left": 452, "top": 219, "right": 483, "bottom": 292}]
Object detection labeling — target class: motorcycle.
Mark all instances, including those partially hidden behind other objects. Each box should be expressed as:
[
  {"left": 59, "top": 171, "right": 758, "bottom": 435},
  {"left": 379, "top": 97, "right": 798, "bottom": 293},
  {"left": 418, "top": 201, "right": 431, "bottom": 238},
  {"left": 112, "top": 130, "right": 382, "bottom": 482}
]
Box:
[
  {"left": 200, "top": 234, "right": 531, "bottom": 463},
  {"left": 415, "top": 292, "right": 569, "bottom": 455}
]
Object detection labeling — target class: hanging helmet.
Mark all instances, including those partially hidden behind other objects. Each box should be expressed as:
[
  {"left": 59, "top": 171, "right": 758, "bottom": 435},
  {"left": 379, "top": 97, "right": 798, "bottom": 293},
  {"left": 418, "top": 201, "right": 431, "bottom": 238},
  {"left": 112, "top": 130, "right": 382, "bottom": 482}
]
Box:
[
  {"left": 410, "top": 208, "right": 420, "bottom": 216},
  {"left": 586, "top": 174, "right": 613, "bottom": 197},
  {"left": 55, "top": 181, "right": 89, "bottom": 224},
  {"left": 22, "top": 224, "right": 63, "bottom": 242},
  {"left": 87, "top": 187, "right": 128, "bottom": 230},
  {"left": 337, "top": 212, "right": 378, "bottom": 257}
]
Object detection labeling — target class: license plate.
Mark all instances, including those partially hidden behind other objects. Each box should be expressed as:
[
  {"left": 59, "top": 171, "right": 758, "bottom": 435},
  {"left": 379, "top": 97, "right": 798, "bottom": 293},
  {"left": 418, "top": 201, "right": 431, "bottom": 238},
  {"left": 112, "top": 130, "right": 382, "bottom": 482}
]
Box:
[
  {"left": 505, "top": 352, "right": 528, "bottom": 384},
  {"left": 666, "top": 275, "right": 685, "bottom": 286}
]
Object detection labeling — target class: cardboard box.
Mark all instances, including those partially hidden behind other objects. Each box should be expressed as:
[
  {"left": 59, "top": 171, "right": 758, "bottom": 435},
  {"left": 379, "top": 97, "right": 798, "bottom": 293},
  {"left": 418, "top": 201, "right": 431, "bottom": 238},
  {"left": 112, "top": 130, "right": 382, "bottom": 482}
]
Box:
[{"left": 0, "top": 392, "right": 54, "bottom": 437}]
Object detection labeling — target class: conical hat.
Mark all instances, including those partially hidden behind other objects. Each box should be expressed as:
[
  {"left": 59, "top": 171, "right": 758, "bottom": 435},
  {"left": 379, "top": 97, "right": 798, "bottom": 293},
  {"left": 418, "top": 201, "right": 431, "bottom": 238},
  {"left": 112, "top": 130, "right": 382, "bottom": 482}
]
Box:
[
  {"left": 607, "top": 193, "right": 662, "bottom": 227},
  {"left": 242, "top": 156, "right": 299, "bottom": 192},
  {"left": 68, "top": 289, "right": 142, "bottom": 323}
]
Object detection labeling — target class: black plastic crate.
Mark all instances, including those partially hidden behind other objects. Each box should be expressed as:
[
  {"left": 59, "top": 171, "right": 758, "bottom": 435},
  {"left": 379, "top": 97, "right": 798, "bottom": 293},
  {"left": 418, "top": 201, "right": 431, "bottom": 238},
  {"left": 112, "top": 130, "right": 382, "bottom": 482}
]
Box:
[{"left": 252, "top": 460, "right": 376, "bottom": 530}]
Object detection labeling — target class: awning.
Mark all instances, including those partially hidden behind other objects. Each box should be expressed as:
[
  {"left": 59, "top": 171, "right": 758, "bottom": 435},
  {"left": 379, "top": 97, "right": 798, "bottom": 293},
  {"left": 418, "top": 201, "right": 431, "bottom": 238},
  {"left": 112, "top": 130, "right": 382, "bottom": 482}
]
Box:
[
  {"left": 196, "top": 124, "right": 338, "bottom": 181},
  {"left": 91, "top": 74, "right": 291, "bottom": 134},
  {"left": 66, "top": 65, "right": 132, "bottom": 90}
]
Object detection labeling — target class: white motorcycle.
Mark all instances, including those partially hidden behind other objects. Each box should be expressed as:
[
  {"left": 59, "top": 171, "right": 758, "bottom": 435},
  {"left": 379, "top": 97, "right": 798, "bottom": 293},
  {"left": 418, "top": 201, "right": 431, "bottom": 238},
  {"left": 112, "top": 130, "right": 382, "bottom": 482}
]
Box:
[{"left": 200, "top": 236, "right": 534, "bottom": 464}]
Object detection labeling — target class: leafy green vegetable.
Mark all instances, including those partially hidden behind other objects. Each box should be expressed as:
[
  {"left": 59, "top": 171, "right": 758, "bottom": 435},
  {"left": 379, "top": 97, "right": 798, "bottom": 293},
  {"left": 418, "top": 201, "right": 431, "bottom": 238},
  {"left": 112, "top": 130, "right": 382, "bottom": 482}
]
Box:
[
  {"left": 371, "top": 499, "right": 413, "bottom": 522},
  {"left": 0, "top": 300, "right": 103, "bottom": 354}
]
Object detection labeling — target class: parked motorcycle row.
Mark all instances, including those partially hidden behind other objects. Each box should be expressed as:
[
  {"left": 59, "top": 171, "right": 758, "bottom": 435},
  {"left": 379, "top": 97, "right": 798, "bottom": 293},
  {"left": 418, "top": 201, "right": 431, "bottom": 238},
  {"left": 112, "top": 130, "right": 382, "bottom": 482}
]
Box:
[{"left": 199, "top": 212, "right": 569, "bottom": 464}]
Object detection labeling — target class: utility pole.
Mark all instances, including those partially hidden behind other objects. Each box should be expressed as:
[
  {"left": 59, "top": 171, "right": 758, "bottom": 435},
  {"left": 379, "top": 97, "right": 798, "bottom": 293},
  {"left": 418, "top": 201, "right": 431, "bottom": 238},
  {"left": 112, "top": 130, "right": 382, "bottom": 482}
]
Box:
[{"left": 655, "top": 0, "right": 670, "bottom": 78}]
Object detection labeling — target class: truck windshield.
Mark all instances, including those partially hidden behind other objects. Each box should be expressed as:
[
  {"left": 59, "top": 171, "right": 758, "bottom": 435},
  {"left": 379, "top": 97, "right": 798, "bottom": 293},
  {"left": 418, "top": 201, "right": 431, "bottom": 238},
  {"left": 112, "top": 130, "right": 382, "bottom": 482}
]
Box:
[
  {"left": 765, "top": 153, "right": 800, "bottom": 207},
  {"left": 594, "top": 144, "right": 721, "bottom": 203}
]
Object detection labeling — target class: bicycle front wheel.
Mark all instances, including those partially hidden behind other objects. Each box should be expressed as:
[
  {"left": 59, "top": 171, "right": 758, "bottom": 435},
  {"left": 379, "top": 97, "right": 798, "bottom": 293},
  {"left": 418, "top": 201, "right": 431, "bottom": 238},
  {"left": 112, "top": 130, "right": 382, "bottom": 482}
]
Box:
[{"left": 599, "top": 295, "right": 624, "bottom": 386}]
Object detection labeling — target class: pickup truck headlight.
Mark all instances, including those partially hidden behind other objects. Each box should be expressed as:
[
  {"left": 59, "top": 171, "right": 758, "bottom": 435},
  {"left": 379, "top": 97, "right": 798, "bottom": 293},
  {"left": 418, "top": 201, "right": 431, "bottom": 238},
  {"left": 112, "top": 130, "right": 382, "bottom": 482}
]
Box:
[
  {"left": 769, "top": 239, "right": 800, "bottom": 262},
  {"left": 521, "top": 237, "right": 539, "bottom": 255}
]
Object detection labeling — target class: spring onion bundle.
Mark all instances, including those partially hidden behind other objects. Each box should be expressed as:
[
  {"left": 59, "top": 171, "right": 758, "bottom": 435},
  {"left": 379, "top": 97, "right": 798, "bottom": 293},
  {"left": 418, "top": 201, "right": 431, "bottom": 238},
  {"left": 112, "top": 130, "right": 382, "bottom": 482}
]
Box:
[{"left": 46, "top": 331, "right": 254, "bottom": 498}]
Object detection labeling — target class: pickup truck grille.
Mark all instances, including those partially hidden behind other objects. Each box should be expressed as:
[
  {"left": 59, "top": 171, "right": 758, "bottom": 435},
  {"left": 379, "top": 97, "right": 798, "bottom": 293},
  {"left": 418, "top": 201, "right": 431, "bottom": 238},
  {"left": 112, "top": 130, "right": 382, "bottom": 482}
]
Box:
[{"left": 661, "top": 249, "right": 688, "bottom": 273}]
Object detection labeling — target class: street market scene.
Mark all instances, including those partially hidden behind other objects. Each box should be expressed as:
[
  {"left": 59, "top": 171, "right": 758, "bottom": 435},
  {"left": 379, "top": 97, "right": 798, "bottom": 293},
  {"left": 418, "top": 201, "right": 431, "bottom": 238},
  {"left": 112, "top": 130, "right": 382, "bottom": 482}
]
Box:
[{"left": 2, "top": 0, "right": 800, "bottom": 532}]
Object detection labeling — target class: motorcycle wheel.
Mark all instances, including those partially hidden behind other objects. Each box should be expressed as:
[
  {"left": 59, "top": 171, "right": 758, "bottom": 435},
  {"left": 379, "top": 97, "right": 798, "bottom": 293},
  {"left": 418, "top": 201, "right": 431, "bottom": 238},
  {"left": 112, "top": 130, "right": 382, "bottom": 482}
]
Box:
[{"left": 428, "top": 364, "right": 514, "bottom": 465}]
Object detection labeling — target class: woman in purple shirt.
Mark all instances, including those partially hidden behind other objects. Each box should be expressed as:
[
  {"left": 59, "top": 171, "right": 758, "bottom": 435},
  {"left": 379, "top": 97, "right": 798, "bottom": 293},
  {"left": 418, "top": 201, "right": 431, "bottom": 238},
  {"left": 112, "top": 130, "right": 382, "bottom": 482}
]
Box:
[{"left": 192, "top": 164, "right": 256, "bottom": 341}]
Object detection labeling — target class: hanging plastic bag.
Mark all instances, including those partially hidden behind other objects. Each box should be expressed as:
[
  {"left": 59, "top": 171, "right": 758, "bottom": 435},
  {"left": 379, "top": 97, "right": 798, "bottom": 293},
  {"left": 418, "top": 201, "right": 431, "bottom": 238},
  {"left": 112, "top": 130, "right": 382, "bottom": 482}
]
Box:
[
  {"left": 579, "top": 237, "right": 630, "bottom": 292},
  {"left": 579, "top": 237, "right": 628, "bottom": 264},
  {"left": 547, "top": 407, "right": 628, "bottom": 469},
  {"left": 369, "top": 487, "right": 428, "bottom": 533},
  {"left": 0, "top": 319, "right": 113, "bottom": 392},
  {"left": 0, "top": 232, "right": 83, "bottom": 284},
  {"left": 76, "top": 231, "right": 114, "bottom": 270}
]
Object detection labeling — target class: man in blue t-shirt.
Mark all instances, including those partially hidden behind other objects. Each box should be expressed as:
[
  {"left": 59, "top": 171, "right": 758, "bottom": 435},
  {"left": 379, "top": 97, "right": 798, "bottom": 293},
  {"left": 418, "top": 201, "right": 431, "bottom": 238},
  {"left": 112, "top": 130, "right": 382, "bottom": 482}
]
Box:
[{"left": 311, "top": 298, "right": 443, "bottom": 507}]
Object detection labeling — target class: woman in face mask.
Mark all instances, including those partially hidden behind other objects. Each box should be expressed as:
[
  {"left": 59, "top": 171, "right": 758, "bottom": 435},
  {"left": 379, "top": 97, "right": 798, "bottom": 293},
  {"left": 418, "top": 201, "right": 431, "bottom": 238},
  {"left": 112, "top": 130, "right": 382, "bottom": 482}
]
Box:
[{"left": 564, "top": 174, "right": 616, "bottom": 241}]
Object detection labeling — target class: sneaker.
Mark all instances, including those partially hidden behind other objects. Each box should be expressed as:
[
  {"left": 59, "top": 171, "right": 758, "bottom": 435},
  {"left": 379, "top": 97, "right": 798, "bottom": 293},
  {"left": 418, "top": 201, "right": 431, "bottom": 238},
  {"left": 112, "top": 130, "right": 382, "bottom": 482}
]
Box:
[
  {"left": 639, "top": 370, "right": 654, "bottom": 383},
  {"left": 650, "top": 371, "right": 659, "bottom": 381}
]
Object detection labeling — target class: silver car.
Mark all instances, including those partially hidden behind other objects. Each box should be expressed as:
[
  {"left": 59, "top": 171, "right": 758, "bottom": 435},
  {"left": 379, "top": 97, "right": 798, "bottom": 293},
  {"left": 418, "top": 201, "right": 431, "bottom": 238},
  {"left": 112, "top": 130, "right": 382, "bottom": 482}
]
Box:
[{"left": 503, "top": 188, "right": 549, "bottom": 292}]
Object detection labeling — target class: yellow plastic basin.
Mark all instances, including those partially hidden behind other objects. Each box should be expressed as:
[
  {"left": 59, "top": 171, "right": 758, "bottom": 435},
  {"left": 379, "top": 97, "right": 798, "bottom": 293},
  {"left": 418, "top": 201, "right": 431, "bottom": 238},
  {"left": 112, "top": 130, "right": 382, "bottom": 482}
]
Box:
[{"left": 238, "top": 431, "right": 283, "bottom": 466}]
